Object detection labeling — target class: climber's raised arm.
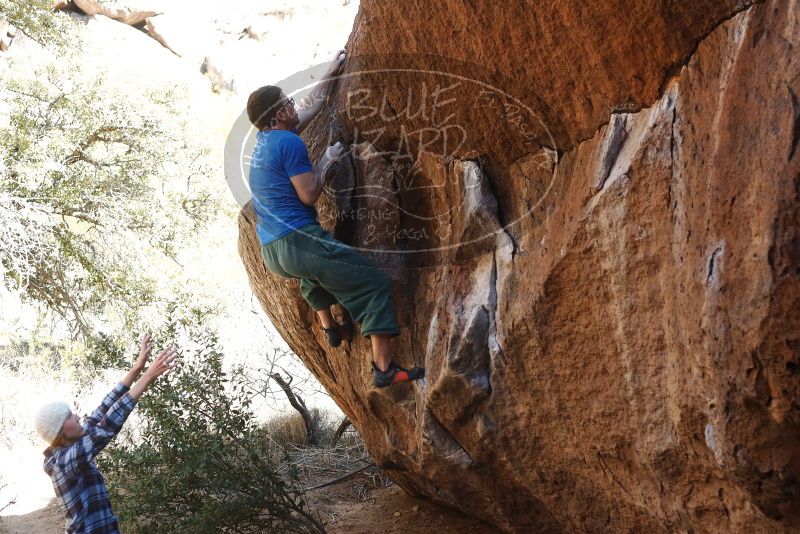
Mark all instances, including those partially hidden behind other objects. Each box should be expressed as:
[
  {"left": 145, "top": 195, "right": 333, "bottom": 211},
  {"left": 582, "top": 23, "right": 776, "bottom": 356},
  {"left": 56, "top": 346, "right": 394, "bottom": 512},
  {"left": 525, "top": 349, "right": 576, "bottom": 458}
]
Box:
[{"left": 295, "top": 48, "right": 346, "bottom": 136}]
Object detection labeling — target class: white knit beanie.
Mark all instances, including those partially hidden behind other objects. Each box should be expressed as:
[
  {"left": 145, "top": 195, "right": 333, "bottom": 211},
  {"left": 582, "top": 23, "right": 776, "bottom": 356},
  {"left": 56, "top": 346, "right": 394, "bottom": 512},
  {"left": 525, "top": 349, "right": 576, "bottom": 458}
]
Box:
[{"left": 34, "top": 401, "right": 71, "bottom": 444}]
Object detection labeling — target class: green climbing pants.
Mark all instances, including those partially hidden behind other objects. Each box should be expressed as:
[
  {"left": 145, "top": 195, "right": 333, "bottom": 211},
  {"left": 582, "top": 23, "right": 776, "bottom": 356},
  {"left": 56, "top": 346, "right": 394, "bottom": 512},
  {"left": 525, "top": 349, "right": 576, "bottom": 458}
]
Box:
[{"left": 259, "top": 223, "right": 400, "bottom": 338}]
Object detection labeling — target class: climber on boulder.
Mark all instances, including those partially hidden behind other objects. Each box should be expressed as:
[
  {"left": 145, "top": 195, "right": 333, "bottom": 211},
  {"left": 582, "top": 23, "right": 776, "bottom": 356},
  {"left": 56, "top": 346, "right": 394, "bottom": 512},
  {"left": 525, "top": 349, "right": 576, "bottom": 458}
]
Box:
[{"left": 245, "top": 48, "right": 424, "bottom": 388}]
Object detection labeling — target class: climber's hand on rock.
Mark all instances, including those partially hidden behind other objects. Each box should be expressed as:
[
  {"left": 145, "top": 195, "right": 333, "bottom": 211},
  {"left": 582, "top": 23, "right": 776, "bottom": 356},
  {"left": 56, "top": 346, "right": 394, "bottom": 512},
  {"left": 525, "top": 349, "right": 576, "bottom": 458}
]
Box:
[
  {"left": 325, "top": 141, "right": 346, "bottom": 162},
  {"left": 316, "top": 142, "right": 347, "bottom": 182},
  {"left": 326, "top": 48, "right": 346, "bottom": 77}
]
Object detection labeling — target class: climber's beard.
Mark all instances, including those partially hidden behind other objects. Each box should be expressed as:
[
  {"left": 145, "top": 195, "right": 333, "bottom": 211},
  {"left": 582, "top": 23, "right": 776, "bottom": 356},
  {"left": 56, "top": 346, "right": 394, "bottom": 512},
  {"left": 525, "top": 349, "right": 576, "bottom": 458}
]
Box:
[{"left": 286, "top": 108, "right": 300, "bottom": 128}]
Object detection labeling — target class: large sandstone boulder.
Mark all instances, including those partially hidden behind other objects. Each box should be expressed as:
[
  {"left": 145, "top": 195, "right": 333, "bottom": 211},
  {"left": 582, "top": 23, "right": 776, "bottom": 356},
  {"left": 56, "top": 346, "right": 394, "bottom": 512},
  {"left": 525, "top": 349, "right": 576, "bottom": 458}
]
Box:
[{"left": 238, "top": 0, "right": 799, "bottom": 532}]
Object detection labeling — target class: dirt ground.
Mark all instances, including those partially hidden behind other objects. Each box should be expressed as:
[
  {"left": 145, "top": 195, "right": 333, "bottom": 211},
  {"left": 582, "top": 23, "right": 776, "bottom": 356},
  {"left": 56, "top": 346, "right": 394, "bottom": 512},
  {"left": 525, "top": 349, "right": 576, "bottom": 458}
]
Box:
[
  {"left": 306, "top": 474, "right": 501, "bottom": 534},
  {"left": 0, "top": 499, "right": 63, "bottom": 534},
  {"left": 1, "top": 475, "right": 499, "bottom": 533}
]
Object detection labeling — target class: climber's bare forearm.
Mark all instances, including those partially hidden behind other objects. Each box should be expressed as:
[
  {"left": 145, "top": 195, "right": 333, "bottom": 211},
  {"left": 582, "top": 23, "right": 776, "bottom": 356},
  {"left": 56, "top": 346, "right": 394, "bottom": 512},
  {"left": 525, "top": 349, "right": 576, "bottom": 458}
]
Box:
[
  {"left": 293, "top": 139, "right": 345, "bottom": 205},
  {"left": 296, "top": 78, "right": 334, "bottom": 135},
  {"left": 291, "top": 170, "right": 325, "bottom": 206},
  {"left": 296, "top": 46, "right": 346, "bottom": 135},
  {"left": 306, "top": 174, "right": 323, "bottom": 205},
  {"left": 306, "top": 149, "right": 343, "bottom": 204}
]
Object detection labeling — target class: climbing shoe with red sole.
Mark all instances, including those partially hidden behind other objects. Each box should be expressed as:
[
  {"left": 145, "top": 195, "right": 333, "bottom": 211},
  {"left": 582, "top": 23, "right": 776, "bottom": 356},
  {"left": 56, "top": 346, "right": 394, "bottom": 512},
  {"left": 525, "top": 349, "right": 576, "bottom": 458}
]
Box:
[{"left": 372, "top": 361, "right": 425, "bottom": 388}]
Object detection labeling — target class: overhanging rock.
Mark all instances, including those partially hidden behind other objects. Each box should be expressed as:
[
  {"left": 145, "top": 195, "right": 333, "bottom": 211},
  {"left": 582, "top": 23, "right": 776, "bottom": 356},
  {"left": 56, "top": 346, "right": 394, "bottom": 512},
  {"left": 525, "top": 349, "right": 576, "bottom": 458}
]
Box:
[{"left": 238, "top": 1, "right": 800, "bottom": 531}]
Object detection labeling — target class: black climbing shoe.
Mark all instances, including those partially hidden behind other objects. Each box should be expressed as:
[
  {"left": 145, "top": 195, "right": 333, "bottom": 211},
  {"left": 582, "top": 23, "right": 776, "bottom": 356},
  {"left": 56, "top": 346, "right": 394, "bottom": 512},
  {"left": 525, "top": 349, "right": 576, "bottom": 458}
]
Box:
[
  {"left": 322, "top": 321, "right": 354, "bottom": 348},
  {"left": 339, "top": 320, "right": 354, "bottom": 344},
  {"left": 322, "top": 324, "right": 342, "bottom": 347},
  {"left": 372, "top": 361, "right": 425, "bottom": 388}
]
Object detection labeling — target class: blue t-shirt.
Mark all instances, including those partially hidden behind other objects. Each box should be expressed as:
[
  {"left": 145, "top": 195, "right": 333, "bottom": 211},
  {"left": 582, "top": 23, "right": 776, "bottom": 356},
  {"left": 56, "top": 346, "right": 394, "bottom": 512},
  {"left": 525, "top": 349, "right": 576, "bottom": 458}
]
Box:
[{"left": 249, "top": 127, "right": 317, "bottom": 244}]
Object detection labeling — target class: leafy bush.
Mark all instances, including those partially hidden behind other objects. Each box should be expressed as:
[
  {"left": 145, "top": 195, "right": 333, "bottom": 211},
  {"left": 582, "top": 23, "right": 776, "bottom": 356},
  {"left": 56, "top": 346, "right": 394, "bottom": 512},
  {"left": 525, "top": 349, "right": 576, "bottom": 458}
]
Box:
[{"left": 99, "top": 319, "right": 324, "bottom": 534}]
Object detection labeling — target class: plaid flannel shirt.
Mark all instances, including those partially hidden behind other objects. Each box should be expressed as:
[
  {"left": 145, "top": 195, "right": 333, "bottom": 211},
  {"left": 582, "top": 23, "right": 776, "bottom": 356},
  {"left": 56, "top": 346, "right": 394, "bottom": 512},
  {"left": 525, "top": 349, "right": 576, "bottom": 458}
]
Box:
[{"left": 43, "top": 382, "right": 137, "bottom": 534}]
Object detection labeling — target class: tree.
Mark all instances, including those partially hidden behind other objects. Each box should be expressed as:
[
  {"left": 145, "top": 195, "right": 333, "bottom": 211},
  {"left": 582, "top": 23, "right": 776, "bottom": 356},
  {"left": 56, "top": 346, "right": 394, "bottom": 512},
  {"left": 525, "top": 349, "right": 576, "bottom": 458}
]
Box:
[
  {"left": 270, "top": 371, "right": 319, "bottom": 447},
  {"left": 0, "top": 47, "right": 219, "bottom": 364},
  {"left": 0, "top": 0, "right": 73, "bottom": 47}
]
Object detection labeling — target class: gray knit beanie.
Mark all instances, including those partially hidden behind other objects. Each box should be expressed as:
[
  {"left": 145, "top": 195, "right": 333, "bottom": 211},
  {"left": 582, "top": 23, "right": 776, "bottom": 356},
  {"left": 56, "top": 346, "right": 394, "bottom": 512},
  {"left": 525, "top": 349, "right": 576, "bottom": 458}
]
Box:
[{"left": 34, "top": 401, "right": 71, "bottom": 444}]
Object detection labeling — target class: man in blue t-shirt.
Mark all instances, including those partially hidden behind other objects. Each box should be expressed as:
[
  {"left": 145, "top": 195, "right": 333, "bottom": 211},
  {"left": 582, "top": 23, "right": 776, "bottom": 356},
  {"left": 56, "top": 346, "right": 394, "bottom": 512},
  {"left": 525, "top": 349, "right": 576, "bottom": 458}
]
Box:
[{"left": 245, "top": 49, "right": 424, "bottom": 388}]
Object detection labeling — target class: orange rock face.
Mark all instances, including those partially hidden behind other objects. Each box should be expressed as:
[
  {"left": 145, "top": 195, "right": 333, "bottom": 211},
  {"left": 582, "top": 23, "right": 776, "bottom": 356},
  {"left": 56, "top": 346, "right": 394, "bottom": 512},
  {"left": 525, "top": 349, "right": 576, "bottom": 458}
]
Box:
[{"left": 238, "top": 0, "right": 799, "bottom": 531}]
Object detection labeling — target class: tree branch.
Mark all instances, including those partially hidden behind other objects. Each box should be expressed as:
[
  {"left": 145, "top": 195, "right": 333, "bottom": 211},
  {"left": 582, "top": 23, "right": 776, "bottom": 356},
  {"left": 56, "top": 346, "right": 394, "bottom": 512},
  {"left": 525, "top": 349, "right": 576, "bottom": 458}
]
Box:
[
  {"left": 302, "top": 463, "right": 374, "bottom": 493},
  {"left": 270, "top": 372, "right": 317, "bottom": 447},
  {"left": 330, "top": 416, "right": 352, "bottom": 447}
]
